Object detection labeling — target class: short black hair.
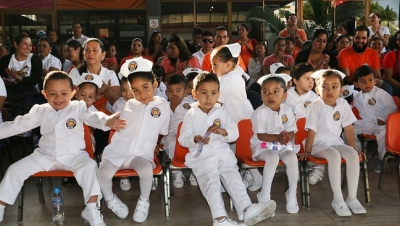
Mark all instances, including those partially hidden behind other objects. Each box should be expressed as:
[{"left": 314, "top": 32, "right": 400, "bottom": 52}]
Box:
[
  {"left": 315, "top": 70, "right": 343, "bottom": 87},
  {"left": 127, "top": 72, "right": 155, "bottom": 85},
  {"left": 287, "top": 13, "right": 297, "bottom": 21},
  {"left": 285, "top": 36, "right": 295, "bottom": 45},
  {"left": 72, "top": 21, "right": 82, "bottom": 27},
  {"left": 215, "top": 26, "right": 228, "bottom": 34},
  {"left": 262, "top": 76, "right": 287, "bottom": 93},
  {"left": 275, "top": 66, "right": 291, "bottom": 74},
  {"left": 192, "top": 26, "right": 203, "bottom": 35},
  {"left": 355, "top": 25, "right": 370, "bottom": 38},
  {"left": 291, "top": 63, "right": 314, "bottom": 80},
  {"left": 354, "top": 65, "right": 374, "bottom": 82},
  {"left": 186, "top": 72, "right": 199, "bottom": 84},
  {"left": 43, "top": 71, "right": 74, "bottom": 90},
  {"left": 152, "top": 65, "right": 165, "bottom": 81},
  {"left": 168, "top": 74, "right": 186, "bottom": 87},
  {"left": 120, "top": 76, "right": 128, "bottom": 84},
  {"left": 202, "top": 30, "right": 214, "bottom": 38},
  {"left": 194, "top": 72, "right": 220, "bottom": 91}
]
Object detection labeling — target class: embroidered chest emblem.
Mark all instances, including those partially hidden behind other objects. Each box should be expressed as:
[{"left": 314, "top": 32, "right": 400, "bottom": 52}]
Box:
[
  {"left": 66, "top": 118, "right": 77, "bottom": 129},
  {"left": 333, "top": 111, "right": 341, "bottom": 121},
  {"left": 128, "top": 61, "right": 138, "bottom": 72},
  {"left": 151, "top": 107, "right": 161, "bottom": 118},
  {"left": 304, "top": 101, "right": 312, "bottom": 108},
  {"left": 368, "top": 98, "right": 376, "bottom": 106},
  {"left": 182, "top": 103, "right": 191, "bottom": 110},
  {"left": 281, "top": 114, "right": 288, "bottom": 124},
  {"left": 342, "top": 89, "right": 349, "bottom": 97},
  {"left": 213, "top": 118, "right": 221, "bottom": 127}
]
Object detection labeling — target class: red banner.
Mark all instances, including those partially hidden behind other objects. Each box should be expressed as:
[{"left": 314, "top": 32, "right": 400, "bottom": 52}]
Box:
[
  {"left": 0, "top": 0, "right": 54, "bottom": 9},
  {"left": 56, "top": 0, "right": 146, "bottom": 9}
]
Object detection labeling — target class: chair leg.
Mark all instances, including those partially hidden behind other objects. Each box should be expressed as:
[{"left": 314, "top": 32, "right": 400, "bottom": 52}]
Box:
[
  {"left": 299, "top": 161, "right": 307, "bottom": 207},
  {"left": 36, "top": 178, "right": 45, "bottom": 204},
  {"left": 229, "top": 197, "right": 234, "bottom": 211},
  {"left": 304, "top": 161, "right": 310, "bottom": 208},
  {"left": 17, "top": 185, "right": 24, "bottom": 222},
  {"left": 396, "top": 157, "right": 400, "bottom": 199},
  {"left": 341, "top": 165, "right": 347, "bottom": 190},
  {"left": 163, "top": 172, "right": 170, "bottom": 218},
  {"left": 378, "top": 153, "right": 392, "bottom": 190},
  {"left": 362, "top": 158, "right": 370, "bottom": 204},
  {"left": 357, "top": 135, "right": 367, "bottom": 162},
  {"left": 165, "top": 158, "right": 171, "bottom": 211}
]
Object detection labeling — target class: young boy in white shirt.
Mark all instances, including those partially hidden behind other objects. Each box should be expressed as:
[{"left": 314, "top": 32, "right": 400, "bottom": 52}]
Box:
[
  {"left": 352, "top": 65, "right": 397, "bottom": 173},
  {"left": 76, "top": 73, "right": 103, "bottom": 112},
  {"left": 0, "top": 71, "right": 125, "bottom": 226},
  {"left": 162, "top": 74, "right": 196, "bottom": 188},
  {"left": 178, "top": 72, "right": 276, "bottom": 226}
]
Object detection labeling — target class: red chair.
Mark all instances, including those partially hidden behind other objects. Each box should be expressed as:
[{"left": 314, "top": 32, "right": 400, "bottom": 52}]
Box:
[
  {"left": 296, "top": 118, "right": 370, "bottom": 208},
  {"left": 108, "top": 130, "right": 170, "bottom": 218},
  {"left": 378, "top": 112, "right": 400, "bottom": 198},
  {"left": 17, "top": 124, "right": 95, "bottom": 222},
  {"left": 295, "top": 118, "right": 310, "bottom": 207}
]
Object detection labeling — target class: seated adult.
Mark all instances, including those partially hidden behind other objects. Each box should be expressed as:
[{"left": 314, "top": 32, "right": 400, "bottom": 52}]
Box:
[
  {"left": 185, "top": 26, "right": 203, "bottom": 54},
  {"left": 192, "top": 30, "right": 214, "bottom": 67},
  {"left": 160, "top": 35, "right": 200, "bottom": 82},
  {"left": 233, "top": 24, "right": 258, "bottom": 69},
  {"left": 37, "top": 36, "right": 61, "bottom": 89},
  {"left": 144, "top": 31, "right": 166, "bottom": 63},
  {"left": 383, "top": 30, "right": 400, "bottom": 96},
  {"left": 279, "top": 13, "right": 307, "bottom": 55},
  {"left": 295, "top": 28, "right": 337, "bottom": 70},
  {"left": 331, "top": 35, "right": 350, "bottom": 57},
  {"left": 119, "top": 38, "right": 154, "bottom": 68},
  {"left": 262, "top": 37, "right": 294, "bottom": 74}
]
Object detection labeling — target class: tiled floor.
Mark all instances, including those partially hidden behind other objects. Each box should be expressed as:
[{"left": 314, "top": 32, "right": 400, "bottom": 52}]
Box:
[{"left": 1, "top": 146, "right": 400, "bottom": 226}]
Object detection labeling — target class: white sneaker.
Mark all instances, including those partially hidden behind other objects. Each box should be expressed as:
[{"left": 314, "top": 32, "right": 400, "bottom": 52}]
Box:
[
  {"left": 345, "top": 198, "right": 366, "bottom": 214},
  {"left": 243, "top": 201, "right": 276, "bottom": 226},
  {"left": 152, "top": 177, "right": 158, "bottom": 191},
  {"left": 309, "top": 167, "right": 324, "bottom": 185},
  {"left": 133, "top": 198, "right": 150, "bottom": 223},
  {"left": 172, "top": 170, "right": 186, "bottom": 188},
  {"left": 256, "top": 192, "right": 270, "bottom": 203},
  {"left": 106, "top": 194, "right": 129, "bottom": 219},
  {"left": 242, "top": 170, "right": 253, "bottom": 189},
  {"left": 248, "top": 177, "right": 262, "bottom": 192},
  {"left": 331, "top": 200, "right": 352, "bottom": 216},
  {"left": 81, "top": 207, "right": 106, "bottom": 226},
  {"left": 0, "top": 206, "right": 4, "bottom": 223},
  {"left": 189, "top": 173, "right": 198, "bottom": 186},
  {"left": 213, "top": 217, "right": 246, "bottom": 226},
  {"left": 120, "top": 178, "right": 131, "bottom": 191},
  {"left": 285, "top": 191, "right": 299, "bottom": 214}
]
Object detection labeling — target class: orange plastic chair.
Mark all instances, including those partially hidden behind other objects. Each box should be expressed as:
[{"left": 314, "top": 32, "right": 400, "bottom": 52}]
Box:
[
  {"left": 378, "top": 112, "right": 400, "bottom": 198},
  {"left": 108, "top": 130, "right": 170, "bottom": 218},
  {"left": 295, "top": 118, "right": 309, "bottom": 207},
  {"left": 296, "top": 118, "right": 370, "bottom": 207},
  {"left": 17, "top": 124, "right": 95, "bottom": 222},
  {"left": 352, "top": 107, "right": 378, "bottom": 160},
  {"left": 392, "top": 96, "right": 400, "bottom": 110}
]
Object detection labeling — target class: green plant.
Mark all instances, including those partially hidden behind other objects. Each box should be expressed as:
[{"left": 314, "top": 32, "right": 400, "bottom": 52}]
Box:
[{"left": 246, "top": 6, "right": 286, "bottom": 35}]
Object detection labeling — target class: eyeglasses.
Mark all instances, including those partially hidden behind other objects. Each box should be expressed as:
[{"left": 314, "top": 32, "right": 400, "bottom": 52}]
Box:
[{"left": 202, "top": 39, "right": 214, "bottom": 44}]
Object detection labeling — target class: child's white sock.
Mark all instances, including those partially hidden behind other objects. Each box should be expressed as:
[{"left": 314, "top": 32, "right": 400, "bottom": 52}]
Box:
[
  {"left": 86, "top": 202, "right": 97, "bottom": 210},
  {"left": 0, "top": 204, "right": 6, "bottom": 222}
]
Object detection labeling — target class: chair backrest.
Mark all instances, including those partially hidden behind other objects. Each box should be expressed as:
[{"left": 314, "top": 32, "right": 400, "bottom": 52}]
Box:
[
  {"left": 236, "top": 119, "right": 254, "bottom": 161},
  {"left": 393, "top": 96, "right": 400, "bottom": 112},
  {"left": 386, "top": 112, "right": 400, "bottom": 154},
  {"left": 295, "top": 118, "right": 307, "bottom": 153},
  {"left": 83, "top": 124, "right": 95, "bottom": 159},
  {"left": 173, "top": 122, "right": 189, "bottom": 162},
  {"left": 351, "top": 106, "right": 361, "bottom": 120}
]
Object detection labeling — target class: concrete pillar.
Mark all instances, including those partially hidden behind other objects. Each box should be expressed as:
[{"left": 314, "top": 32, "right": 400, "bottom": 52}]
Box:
[{"left": 146, "top": 0, "right": 161, "bottom": 40}]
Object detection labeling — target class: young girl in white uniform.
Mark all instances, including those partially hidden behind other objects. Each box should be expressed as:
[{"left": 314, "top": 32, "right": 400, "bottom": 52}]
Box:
[
  {"left": 97, "top": 57, "right": 170, "bottom": 223},
  {"left": 298, "top": 69, "right": 367, "bottom": 217},
  {"left": 251, "top": 74, "right": 300, "bottom": 214},
  {"left": 352, "top": 65, "right": 397, "bottom": 173},
  {"left": 0, "top": 71, "right": 125, "bottom": 226},
  {"left": 211, "top": 43, "right": 263, "bottom": 191},
  {"left": 179, "top": 72, "right": 276, "bottom": 226}
]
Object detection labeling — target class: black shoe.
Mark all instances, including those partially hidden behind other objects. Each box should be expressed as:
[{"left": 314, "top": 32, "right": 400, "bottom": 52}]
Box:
[{"left": 62, "top": 177, "right": 76, "bottom": 185}]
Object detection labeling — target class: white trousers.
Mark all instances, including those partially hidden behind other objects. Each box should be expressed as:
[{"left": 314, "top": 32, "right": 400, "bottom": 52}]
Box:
[
  {"left": 255, "top": 150, "right": 299, "bottom": 199},
  {"left": 353, "top": 122, "right": 386, "bottom": 159},
  {"left": 0, "top": 153, "right": 102, "bottom": 205},
  {"left": 313, "top": 145, "right": 360, "bottom": 203},
  {"left": 97, "top": 156, "right": 153, "bottom": 201},
  {"left": 192, "top": 160, "right": 252, "bottom": 220}
]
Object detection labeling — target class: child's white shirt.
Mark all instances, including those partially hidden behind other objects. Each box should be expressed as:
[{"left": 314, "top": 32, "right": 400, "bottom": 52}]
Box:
[
  {"left": 102, "top": 96, "right": 170, "bottom": 168},
  {"left": 112, "top": 97, "right": 128, "bottom": 113},
  {"left": 218, "top": 70, "right": 253, "bottom": 123},
  {"left": 42, "top": 54, "right": 62, "bottom": 71},
  {"left": 88, "top": 105, "right": 98, "bottom": 112},
  {"left": 155, "top": 81, "right": 168, "bottom": 100},
  {"left": 285, "top": 87, "right": 319, "bottom": 119},
  {"left": 0, "top": 100, "right": 110, "bottom": 170},
  {"left": 305, "top": 97, "right": 356, "bottom": 155},
  {"left": 353, "top": 86, "right": 397, "bottom": 124},
  {"left": 69, "top": 66, "right": 120, "bottom": 87},
  {"left": 178, "top": 102, "right": 239, "bottom": 169},
  {"left": 250, "top": 103, "right": 299, "bottom": 159}
]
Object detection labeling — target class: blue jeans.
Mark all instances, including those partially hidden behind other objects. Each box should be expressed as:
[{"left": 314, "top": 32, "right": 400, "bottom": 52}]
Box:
[{"left": 379, "top": 81, "right": 393, "bottom": 95}]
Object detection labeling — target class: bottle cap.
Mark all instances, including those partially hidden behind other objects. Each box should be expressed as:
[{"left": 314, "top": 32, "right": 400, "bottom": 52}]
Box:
[{"left": 54, "top": 187, "right": 60, "bottom": 194}]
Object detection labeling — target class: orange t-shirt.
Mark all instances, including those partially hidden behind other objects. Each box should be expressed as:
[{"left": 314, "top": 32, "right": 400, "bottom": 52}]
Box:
[
  {"left": 239, "top": 41, "right": 253, "bottom": 69},
  {"left": 338, "top": 47, "right": 380, "bottom": 77},
  {"left": 202, "top": 52, "right": 247, "bottom": 72},
  {"left": 278, "top": 28, "right": 307, "bottom": 55}
]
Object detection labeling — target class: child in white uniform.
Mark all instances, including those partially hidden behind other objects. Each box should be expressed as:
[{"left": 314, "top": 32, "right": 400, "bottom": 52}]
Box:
[
  {"left": 178, "top": 72, "right": 276, "bottom": 226},
  {"left": 162, "top": 74, "right": 196, "bottom": 188},
  {"left": 211, "top": 43, "right": 263, "bottom": 191},
  {"left": 251, "top": 75, "right": 300, "bottom": 214},
  {"left": 352, "top": 65, "right": 397, "bottom": 173},
  {"left": 152, "top": 65, "right": 168, "bottom": 100},
  {"left": 97, "top": 57, "right": 170, "bottom": 223},
  {"left": 0, "top": 71, "right": 125, "bottom": 226},
  {"left": 183, "top": 67, "right": 201, "bottom": 103},
  {"left": 76, "top": 73, "right": 103, "bottom": 112},
  {"left": 298, "top": 69, "right": 367, "bottom": 217}
]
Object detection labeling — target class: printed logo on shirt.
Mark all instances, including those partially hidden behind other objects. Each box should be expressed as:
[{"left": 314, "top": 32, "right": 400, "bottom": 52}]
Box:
[
  {"left": 128, "top": 61, "right": 138, "bottom": 72},
  {"left": 368, "top": 98, "right": 376, "bottom": 106},
  {"left": 333, "top": 111, "right": 341, "bottom": 121},
  {"left": 84, "top": 74, "right": 94, "bottom": 81},
  {"left": 281, "top": 114, "right": 288, "bottom": 124},
  {"left": 182, "top": 103, "right": 191, "bottom": 110},
  {"left": 66, "top": 118, "right": 77, "bottom": 129},
  {"left": 342, "top": 89, "right": 349, "bottom": 97},
  {"left": 304, "top": 101, "right": 312, "bottom": 108},
  {"left": 151, "top": 107, "right": 161, "bottom": 118},
  {"left": 213, "top": 118, "right": 221, "bottom": 127}
]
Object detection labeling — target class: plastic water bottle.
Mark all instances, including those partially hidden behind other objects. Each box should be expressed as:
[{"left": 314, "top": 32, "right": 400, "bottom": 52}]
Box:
[{"left": 52, "top": 187, "right": 64, "bottom": 223}]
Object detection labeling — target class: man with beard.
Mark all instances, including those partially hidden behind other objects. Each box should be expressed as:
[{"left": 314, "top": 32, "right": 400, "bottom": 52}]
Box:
[{"left": 338, "top": 25, "right": 391, "bottom": 94}]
